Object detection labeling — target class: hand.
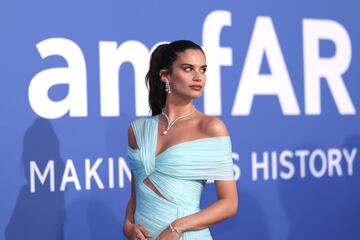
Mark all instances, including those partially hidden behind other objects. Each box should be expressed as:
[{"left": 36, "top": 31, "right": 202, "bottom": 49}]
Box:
[
  {"left": 125, "top": 223, "right": 152, "bottom": 240},
  {"left": 155, "top": 224, "right": 183, "bottom": 240}
]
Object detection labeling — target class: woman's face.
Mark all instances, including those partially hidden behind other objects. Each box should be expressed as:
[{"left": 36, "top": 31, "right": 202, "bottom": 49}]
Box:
[{"left": 164, "top": 49, "right": 207, "bottom": 99}]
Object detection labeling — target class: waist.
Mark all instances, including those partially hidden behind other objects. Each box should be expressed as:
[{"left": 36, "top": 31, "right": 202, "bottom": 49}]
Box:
[{"left": 145, "top": 171, "right": 205, "bottom": 208}]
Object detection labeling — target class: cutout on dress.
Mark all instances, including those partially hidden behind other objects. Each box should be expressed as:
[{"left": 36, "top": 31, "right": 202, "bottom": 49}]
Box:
[{"left": 143, "top": 177, "right": 170, "bottom": 201}]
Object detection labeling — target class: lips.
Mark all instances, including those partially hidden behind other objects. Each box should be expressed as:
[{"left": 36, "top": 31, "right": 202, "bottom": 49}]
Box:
[{"left": 190, "top": 85, "right": 202, "bottom": 91}]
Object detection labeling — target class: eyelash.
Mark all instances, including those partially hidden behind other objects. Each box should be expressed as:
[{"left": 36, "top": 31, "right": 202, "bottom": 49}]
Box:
[{"left": 184, "top": 67, "right": 207, "bottom": 73}]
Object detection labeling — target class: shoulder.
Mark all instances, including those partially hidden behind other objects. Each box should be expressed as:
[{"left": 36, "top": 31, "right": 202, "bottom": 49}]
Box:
[
  {"left": 128, "top": 116, "right": 149, "bottom": 130},
  {"left": 199, "top": 115, "right": 229, "bottom": 137},
  {"left": 128, "top": 116, "right": 149, "bottom": 148},
  {"left": 130, "top": 116, "right": 148, "bottom": 125},
  {"left": 128, "top": 116, "right": 149, "bottom": 134}
]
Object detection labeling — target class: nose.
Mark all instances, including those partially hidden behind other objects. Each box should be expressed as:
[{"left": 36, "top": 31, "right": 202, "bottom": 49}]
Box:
[{"left": 193, "top": 70, "right": 203, "bottom": 82}]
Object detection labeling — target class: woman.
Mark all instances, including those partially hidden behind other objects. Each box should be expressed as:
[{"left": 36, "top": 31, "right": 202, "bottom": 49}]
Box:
[{"left": 123, "top": 40, "right": 238, "bottom": 240}]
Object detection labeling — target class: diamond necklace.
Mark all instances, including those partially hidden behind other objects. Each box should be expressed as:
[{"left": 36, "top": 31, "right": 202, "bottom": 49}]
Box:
[{"left": 161, "top": 106, "right": 196, "bottom": 135}]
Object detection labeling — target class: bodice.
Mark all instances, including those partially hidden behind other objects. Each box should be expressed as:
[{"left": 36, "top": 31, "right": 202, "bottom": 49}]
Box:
[{"left": 127, "top": 114, "right": 235, "bottom": 208}]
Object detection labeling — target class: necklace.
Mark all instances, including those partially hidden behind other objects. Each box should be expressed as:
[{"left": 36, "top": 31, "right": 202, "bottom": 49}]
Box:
[{"left": 161, "top": 106, "right": 196, "bottom": 135}]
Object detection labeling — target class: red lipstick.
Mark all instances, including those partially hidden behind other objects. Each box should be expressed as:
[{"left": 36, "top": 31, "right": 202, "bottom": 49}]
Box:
[{"left": 189, "top": 85, "right": 202, "bottom": 91}]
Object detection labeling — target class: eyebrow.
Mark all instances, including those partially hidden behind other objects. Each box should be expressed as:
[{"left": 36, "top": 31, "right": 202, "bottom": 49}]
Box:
[{"left": 180, "top": 63, "right": 207, "bottom": 68}]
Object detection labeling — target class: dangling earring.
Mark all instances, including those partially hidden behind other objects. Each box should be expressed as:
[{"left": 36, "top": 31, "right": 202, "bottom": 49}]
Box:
[{"left": 165, "top": 80, "right": 171, "bottom": 93}]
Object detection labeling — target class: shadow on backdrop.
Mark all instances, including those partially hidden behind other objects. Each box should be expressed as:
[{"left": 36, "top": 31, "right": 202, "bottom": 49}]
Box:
[{"left": 5, "top": 118, "right": 65, "bottom": 240}]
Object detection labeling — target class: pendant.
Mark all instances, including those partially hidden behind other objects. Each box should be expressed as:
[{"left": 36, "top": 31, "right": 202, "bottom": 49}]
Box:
[{"left": 160, "top": 106, "right": 196, "bottom": 136}]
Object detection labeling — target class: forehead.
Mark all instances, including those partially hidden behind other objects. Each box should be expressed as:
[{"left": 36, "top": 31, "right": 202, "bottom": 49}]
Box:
[{"left": 174, "top": 49, "right": 206, "bottom": 65}]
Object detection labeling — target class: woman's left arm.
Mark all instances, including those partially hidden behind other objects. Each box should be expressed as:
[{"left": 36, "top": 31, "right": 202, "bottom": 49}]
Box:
[
  {"left": 172, "top": 179, "right": 238, "bottom": 232},
  {"left": 156, "top": 117, "right": 238, "bottom": 240},
  {"left": 156, "top": 180, "right": 238, "bottom": 240},
  {"left": 174, "top": 117, "right": 238, "bottom": 231}
]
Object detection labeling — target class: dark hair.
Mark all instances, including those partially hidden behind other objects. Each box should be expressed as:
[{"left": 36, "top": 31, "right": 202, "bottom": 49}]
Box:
[{"left": 145, "top": 40, "right": 205, "bottom": 116}]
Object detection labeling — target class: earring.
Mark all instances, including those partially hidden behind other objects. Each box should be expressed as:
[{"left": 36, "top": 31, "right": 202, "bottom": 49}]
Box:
[{"left": 165, "top": 80, "right": 171, "bottom": 93}]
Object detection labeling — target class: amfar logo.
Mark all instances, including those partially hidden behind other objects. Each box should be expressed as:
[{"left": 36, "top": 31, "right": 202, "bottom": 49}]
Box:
[{"left": 28, "top": 10, "right": 356, "bottom": 119}]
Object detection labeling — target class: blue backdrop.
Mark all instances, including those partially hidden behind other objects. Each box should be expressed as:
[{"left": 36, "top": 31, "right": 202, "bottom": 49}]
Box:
[{"left": 1, "top": 1, "right": 359, "bottom": 239}]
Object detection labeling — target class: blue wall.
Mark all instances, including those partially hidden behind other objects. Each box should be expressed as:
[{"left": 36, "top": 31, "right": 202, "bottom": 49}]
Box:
[{"left": 1, "top": 1, "right": 359, "bottom": 239}]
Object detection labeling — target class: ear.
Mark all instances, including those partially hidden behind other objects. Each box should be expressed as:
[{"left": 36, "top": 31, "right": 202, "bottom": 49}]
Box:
[{"left": 159, "top": 69, "right": 170, "bottom": 82}]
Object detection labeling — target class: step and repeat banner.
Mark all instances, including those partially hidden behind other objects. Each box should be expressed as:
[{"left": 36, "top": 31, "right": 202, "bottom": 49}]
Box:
[{"left": 1, "top": 0, "right": 359, "bottom": 239}]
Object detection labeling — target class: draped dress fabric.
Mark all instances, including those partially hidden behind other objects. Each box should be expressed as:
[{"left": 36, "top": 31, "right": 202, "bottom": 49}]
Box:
[{"left": 127, "top": 114, "right": 235, "bottom": 240}]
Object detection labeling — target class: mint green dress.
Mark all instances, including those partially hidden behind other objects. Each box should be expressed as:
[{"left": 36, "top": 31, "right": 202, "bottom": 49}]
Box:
[{"left": 127, "top": 114, "right": 235, "bottom": 240}]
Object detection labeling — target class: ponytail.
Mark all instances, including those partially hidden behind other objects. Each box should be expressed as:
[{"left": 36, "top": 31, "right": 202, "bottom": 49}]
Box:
[{"left": 145, "top": 44, "right": 168, "bottom": 116}]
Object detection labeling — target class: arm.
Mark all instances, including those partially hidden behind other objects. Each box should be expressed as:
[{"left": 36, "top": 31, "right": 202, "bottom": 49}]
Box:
[
  {"left": 173, "top": 117, "right": 238, "bottom": 232},
  {"left": 122, "top": 170, "right": 136, "bottom": 236},
  {"left": 123, "top": 125, "right": 151, "bottom": 240},
  {"left": 172, "top": 180, "right": 238, "bottom": 232},
  {"left": 156, "top": 117, "right": 238, "bottom": 239}
]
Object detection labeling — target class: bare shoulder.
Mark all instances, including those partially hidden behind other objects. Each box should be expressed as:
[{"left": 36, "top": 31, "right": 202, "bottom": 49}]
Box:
[{"left": 199, "top": 115, "right": 229, "bottom": 137}]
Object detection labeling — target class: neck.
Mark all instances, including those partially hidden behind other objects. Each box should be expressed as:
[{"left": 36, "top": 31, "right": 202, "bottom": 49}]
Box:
[{"left": 162, "top": 99, "right": 195, "bottom": 122}]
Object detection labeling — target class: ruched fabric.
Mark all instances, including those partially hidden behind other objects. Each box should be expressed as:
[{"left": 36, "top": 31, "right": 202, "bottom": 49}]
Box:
[{"left": 127, "top": 114, "right": 235, "bottom": 239}]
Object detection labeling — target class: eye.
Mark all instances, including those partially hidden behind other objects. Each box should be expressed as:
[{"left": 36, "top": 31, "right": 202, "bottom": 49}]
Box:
[
  {"left": 184, "top": 67, "right": 192, "bottom": 72},
  {"left": 201, "top": 67, "right": 207, "bottom": 73}
]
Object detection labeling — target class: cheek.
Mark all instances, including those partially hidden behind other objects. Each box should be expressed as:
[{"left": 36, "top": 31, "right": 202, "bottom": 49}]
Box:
[{"left": 172, "top": 72, "right": 191, "bottom": 86}]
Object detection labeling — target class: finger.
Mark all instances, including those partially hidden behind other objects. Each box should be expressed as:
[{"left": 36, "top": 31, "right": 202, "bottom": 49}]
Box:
[
  {"left": 138, "top": 225, "right": 152, "bottom": 238},
  {"left": 134, "top": 228, "right": 146, "bottom": 240},
  {"left": 135, "top": 234, "right": 146, "bottom": 240}
]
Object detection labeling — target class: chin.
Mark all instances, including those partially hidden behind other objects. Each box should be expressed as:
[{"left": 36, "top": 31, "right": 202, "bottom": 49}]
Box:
[
  {"left": 190, "top": 93, "right": 203, "bottom": 99},
  {"left": 179, "top": 90, "right": 203, "bottom": 99}
]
